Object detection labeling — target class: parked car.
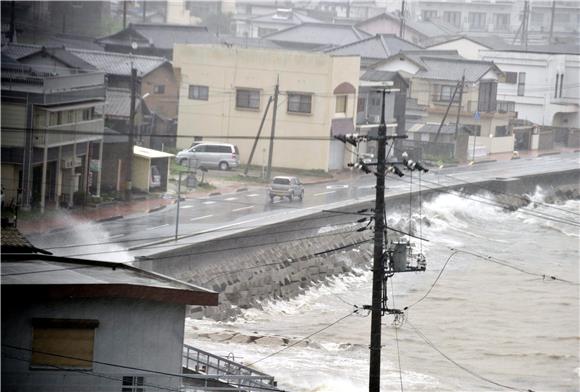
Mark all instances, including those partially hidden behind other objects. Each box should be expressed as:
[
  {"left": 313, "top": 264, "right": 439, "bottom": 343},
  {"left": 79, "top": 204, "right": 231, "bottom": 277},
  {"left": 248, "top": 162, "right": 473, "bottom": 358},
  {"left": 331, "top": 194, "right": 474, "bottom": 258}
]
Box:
[
  {"left": 269, "top": 176, "right": 304, "bottom": 202},
  {"left": 176, "top": 143, "right": 240, "bottom": 171}
]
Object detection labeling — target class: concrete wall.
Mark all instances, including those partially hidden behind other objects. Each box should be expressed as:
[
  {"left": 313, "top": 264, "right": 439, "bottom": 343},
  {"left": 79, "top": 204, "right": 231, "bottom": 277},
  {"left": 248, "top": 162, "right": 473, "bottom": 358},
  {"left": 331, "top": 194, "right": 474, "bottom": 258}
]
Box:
[
  {"left": 173, "top": 45, "right": 360, "bottom": 171},
  {"left": 2, "top": 297, "right": 185, "bottom": 391},
  {"left": 141, "top": 168, "right": 579, "bottom": 321}
]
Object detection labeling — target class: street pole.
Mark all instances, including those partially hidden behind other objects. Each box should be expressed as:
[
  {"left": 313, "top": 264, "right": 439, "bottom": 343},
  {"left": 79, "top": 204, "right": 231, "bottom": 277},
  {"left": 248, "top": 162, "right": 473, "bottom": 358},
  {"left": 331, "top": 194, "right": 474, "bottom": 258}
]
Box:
[
  {"left": 369, "top": 88, "right": 388, "bottom": 392},
  {"left": 126, "top": 66, "right": 137, "bottom": 201},
  {"left": 123, "top": 0, "right": 127, "bottom": 29},
  {"left": 399, "top": 0, "right": 405, "bottom": 38},
  {"left": 454, "top": 73, "right": 465, "bottom": 139},
  {"left": 175, "top": 170, "right": 182, "bottom": 240},
  {"left": 548, "top": 0, "right": 556, "bottom": 44},
  {"left": 266, "top": 76, "right": 279, "bottom": 180}
]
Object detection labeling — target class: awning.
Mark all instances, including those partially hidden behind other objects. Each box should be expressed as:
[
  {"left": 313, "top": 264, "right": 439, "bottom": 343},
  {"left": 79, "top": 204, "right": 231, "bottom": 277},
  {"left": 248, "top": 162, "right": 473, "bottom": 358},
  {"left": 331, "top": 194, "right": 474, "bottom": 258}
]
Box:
[{"left": 133, "top": 145, "right": 174, "bottom": 159}]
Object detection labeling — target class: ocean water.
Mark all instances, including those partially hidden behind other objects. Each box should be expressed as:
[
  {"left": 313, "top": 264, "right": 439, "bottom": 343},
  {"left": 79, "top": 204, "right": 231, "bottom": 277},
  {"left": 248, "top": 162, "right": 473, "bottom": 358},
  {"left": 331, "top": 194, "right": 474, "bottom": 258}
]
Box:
[{"left": 185, "top": 190, "right": 579, "bottom": 392}]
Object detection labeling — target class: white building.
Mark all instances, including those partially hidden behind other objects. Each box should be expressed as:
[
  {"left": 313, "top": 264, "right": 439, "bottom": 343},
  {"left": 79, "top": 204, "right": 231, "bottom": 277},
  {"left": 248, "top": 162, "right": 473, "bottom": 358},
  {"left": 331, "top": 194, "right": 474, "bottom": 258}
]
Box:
[{"left": 481, "top": 46, "right": 580, "bottom": 127}]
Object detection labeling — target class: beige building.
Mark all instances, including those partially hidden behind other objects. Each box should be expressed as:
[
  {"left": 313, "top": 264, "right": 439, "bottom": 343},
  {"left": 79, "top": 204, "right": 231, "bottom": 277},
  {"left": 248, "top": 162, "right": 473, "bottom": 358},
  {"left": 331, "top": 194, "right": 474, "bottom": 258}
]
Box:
[{"left": 173, "top": 45, "right": 360, "bottom": 171}]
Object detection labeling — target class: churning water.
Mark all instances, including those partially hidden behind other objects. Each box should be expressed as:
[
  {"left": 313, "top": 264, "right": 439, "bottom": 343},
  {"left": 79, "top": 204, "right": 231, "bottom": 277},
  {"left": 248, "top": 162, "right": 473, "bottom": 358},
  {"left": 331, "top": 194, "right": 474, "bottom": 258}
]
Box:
[{"left": 185, "top": 190, "right": 579, "bottom": 392}]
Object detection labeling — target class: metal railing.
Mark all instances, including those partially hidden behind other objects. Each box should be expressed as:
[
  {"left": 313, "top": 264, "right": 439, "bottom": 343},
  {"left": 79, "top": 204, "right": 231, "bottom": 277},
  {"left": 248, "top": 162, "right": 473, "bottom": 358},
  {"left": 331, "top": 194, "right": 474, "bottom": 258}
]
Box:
[{"left": 183, "top": 344, "right": 279, "bottom": 392}]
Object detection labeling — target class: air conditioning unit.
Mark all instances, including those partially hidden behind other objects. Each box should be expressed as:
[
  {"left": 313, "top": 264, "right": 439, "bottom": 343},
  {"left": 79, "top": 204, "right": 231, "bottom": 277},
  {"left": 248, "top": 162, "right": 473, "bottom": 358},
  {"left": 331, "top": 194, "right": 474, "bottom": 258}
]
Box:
[{"left": 61, "top": 157, "right": 82, "bottom": 169}]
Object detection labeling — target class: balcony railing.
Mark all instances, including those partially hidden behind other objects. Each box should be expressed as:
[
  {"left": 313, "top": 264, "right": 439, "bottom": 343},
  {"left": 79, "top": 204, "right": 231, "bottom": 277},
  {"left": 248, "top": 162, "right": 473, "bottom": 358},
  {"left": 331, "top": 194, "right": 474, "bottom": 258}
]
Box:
[{"left": 33, "top": 119, "right": 105, "bottom": 147}]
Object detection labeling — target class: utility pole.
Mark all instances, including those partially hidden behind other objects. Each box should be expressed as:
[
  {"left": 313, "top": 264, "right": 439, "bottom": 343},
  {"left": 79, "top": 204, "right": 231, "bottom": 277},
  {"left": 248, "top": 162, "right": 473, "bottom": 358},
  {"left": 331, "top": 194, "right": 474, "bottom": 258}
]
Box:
[
  {"left": 369, "top": 88, "right": 388, "bottom": 392},
  {"left": 175, "top": 170, "right": 182, "bottom": 240},
  {"left": 245, "top": 96, "right": 273, "bottom": 176},
  {"left": 126, "top": 67, "right": 137, "bottom": 201},
  {"left": 454, "top": 72, "right": 465, "bottom": 139},
  {"left": 548, "top": 0, "right": 556, "bottom": 44},
  {"left": 522, "top": 0, "right": 529, "bottom": 51},
  {"left": 142, "top": 0, "right": 147, "bottom": 22},
  {"left": 9, "top": 0, "right": 16, "bottom": 43},
  {"left": 266, "top": 77, "right": 279, "bottom": 180},
  {"left": 399, "top": 0, "right": 405, "bottom": 39},
  {"left": 123, "top": 0, "right": 127, "bottom": 29}
]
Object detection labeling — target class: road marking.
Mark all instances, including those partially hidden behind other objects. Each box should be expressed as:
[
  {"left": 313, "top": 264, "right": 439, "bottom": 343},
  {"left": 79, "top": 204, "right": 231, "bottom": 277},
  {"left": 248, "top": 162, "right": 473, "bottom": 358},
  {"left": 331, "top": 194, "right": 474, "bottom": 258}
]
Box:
[
  {"left": 180, "top": 205, "right": 193, "bottom": 209},
  {"left": 224, "top": 197, "right": 237, "bottom": 201},
  {"left": 190, "top": 215, "right": 213, "bottom": 222},
  {"left": 313, "top": 191, "right": 336, "bottom": 196},
  {"left": 108, "top": 234, "right": 125, "bottom": 239},
  {"left": 326, "top": 184, "right": 349, "bottom": 189},
  {"left": 202, "top": 201, "right": 216, "bottom": 205},
  {"left": 247, "top": 193, "right": 260, "bottom": 197},
  {"left": 146, "top": 224, "right": 169, "bottom": 231},
  {"left": 232, "top": 205, "right": 255, "bottom": 212}
]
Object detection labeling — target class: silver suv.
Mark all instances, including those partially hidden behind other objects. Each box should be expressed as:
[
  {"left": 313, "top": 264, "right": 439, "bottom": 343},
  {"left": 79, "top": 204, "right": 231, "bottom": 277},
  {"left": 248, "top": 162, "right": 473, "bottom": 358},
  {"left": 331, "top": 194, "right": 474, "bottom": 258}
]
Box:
[
  {"left": 176, "top": 143, "right": 240, "bottom": 171},
  {"left": 269, "top": 176, "right": 304, "bottom": 202}
]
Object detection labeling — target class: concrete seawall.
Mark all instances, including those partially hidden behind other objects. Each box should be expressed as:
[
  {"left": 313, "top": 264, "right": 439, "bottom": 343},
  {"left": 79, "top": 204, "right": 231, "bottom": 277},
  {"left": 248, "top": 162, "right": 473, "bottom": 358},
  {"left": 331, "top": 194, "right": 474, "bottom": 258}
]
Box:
[{"left": 139, "top": 169, "right": 579, "bottom": 320}]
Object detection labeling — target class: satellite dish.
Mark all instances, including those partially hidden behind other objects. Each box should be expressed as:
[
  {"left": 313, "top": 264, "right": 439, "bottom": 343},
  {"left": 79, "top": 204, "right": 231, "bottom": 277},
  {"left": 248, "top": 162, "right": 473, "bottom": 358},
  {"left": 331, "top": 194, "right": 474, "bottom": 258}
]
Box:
[{"left": 131, "top": 42, "right": 138, "bottom": 51}]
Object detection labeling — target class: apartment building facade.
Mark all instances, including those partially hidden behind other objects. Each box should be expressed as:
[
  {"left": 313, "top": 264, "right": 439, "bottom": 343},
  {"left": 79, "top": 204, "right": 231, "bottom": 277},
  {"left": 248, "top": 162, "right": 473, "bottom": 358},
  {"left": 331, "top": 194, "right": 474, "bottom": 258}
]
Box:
[
  {"left": 173, "top": 45, "right": 360, "bottom": 171},
  {"left": 1, "top": 49, "right": 106, "bottom": 211}
]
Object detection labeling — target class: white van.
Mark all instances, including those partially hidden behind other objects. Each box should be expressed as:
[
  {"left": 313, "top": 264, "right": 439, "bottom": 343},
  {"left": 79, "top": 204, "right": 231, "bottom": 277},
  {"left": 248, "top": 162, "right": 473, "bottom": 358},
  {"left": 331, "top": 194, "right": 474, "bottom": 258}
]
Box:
[{"left": 176, "top": 143, "right": 240, "bottom": 171}]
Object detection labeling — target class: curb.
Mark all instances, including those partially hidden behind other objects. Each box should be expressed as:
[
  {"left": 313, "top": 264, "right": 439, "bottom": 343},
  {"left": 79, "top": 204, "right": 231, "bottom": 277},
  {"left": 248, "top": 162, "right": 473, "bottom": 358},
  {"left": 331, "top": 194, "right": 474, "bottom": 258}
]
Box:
[
  {"left": 236, "top": 187, "right": 248, "bottom": 192},
  {"left": 472, "top": 159, "right": 497, "bottom": 165},
  {"left": 147, "top": 205, "right": 166, "bottom": 213},
  {"left": 96, "top": 215, "right": 123, "bottom": 223},
  {"left": 208, "top": 192, "right": 221, "bottom": 197},
  {"left": 538, "top": 151, "right": 561, "bottom": 157}
]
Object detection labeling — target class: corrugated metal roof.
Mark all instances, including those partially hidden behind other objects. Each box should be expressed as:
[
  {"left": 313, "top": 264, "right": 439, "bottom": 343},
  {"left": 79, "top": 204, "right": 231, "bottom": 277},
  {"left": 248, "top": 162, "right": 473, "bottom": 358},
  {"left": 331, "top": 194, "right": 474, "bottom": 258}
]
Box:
[
  {"left": 2, "top": 254, "right": 218, "bottom": 306},
  {"left": 98, "top": 88, "right": 140, "bottom": 118},
  {"left": 264, "top": 23, "right": 371, "bottom": 48}
]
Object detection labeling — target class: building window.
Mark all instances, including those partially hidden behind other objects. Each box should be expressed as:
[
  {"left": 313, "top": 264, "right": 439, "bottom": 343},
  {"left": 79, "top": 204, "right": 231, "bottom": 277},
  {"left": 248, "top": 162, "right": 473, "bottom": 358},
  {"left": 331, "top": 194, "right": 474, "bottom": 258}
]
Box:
[
  {"left": 555, "top": 73, "right": 560, "bottom": 98},
  {"left": 153, "top": 85, "right": 165, "bottom": 94},
  {"left": 497, "top": 100, "right": 515, "bottom": 113},
  {"left": 559, "top": 74, "right": 564, "bottom": 98},
  {"left": 469, "top": 12, "right": 487, "bottom": 31},
  {"left": 443, "top": 11, "right": 461, "bottom": 27},
  {"left": 554, "top": 13, "right": 569, "bottom": 24},
  {"left": 236, "top": 88, "right": 260, "bottom": 109},
  {"left": 517, "top": 72, "right": 526, "bottom": 96},
  {"left": 31, "top": 318, "right": 98, "bottom": 369},
  {"left": 438, "top": 85, "right": 458, "bottom": 102},
  {"left": 531, "top": 12, "right": 543, "bottom": 25},
  {"left": 478, "top": 80, "right": 498, "bottom": 112},
  {"left": 122, "top": 376, "right": 145, "bottom": 392},
  {"left": 49, "top": 112, "right": 59, "bottom": 126},
  {"left": 287, "top": 93, "right": 312, "bottom": 114},
  {"left": 493, "top": 13, "right": 510, "bottom": 31},
  {"left": 357, "top": 96, "right": 366, "bottom": 114},
  {"left": 188, "top": 85, "right": 209, "bottom": 100},
  {"left": 505, "top": 72, "right": 517, "bottom": 84},
  {"left": 495, "top": 125, "right": 508, "bottom": 137},
  {"left": 82, "top": 108, "right": 93, "bottom": 121},
  {"left": 422, "top": 10, "right": 438, "bottom": 21},
  {"left": 335, "top": 95, "right": 347, "bottom": 114}
]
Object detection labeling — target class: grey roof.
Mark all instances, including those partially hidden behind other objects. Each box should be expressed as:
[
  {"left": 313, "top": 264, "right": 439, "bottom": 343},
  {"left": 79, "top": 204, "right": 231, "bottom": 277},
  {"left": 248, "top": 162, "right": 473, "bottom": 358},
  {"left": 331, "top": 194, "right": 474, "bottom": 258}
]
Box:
[
  {"left": 264, "top": 22, "right": 371, "bottom": 48},
  {"left": 424, "top": 34, "right": 509, "bottom": 50},
  {"left": 326, "top": 34, "right": 421, "bottom": 61},
  {"left": 16, "top": 46, "right": 97, "bottom": 72},
  {"left": 2, "top": 43, "right": 167, "bottom": 77},
  {"left": 39, "top": 34, "right": 105, "bottom": 51},
  {"left": 360, "top": 69, "right": 408, "bottom": 86},
  {"left": 96, "top": 23, "right": 219, "bottom": 50},
  {"left": 416, "top": 56, "right": 502, "bottom": 82},
  {"left": 250, "top": 9, "right": 322, "bottom": 25},
  {"left": 2, "top": 254, "right": 217, "bottom": 305},
  {"left": 218, "top": 35, "right": 284, "bottom": 49},
  {"left": 99, "top": 88, "right": 141, "bottom": 118},
  {"left": 412, "top": 123, "right": 457, "bottom": 135},
  {"left": 357, "top": 13, "right": 459, "bottom": 39}
]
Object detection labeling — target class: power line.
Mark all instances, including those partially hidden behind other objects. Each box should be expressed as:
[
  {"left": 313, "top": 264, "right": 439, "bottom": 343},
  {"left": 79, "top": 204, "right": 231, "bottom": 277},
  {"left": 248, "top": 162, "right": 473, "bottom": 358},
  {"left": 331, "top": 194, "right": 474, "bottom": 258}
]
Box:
[
  {"left": 405, "top": 319, "right": 534, "bottom": 392},
  {"left": 246, "top": 310, "right": 356, "bottom": 367}
]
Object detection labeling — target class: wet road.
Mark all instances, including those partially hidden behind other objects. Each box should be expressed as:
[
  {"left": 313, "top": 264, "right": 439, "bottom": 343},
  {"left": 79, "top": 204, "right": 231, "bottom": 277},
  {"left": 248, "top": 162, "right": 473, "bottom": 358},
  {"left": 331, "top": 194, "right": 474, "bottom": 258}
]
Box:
[{"left": 30, "top": 153, "right": 579, "bottom": 261}]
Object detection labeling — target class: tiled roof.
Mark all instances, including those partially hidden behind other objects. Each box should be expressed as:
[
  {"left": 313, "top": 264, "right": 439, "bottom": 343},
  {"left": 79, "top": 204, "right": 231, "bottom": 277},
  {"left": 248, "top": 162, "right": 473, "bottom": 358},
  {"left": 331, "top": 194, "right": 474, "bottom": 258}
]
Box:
[
  {"left": 218, "top": 35, "right": 283, "bottom": 49},
  {"left": 360, "top": 69, "right": 407, "bottom": 86},
  {"left": 326, "top": 34, "right": 421, "bottom": 60},
  {"left": 357, "top": 13, "right": 459, "bottom": 39},
  {"left": 412, "top": 123, "right": 457, "bottom": 135},
  {"left": 1, "top": 227, "right": 51, "bottom": 255},
  {"left": 99, "top": 88, "right": 141, "bottom": 118},
  {"left": 1, "top": 43, "right": 168, "bottom": 77},
  {"left": 416, "top": 56, "right": 501, "bottom": 83},
  {"left": 2, "top": 44, "right": 97, "bottom": 72},
  {"left": 40, "top": 34, "right": 105, "bottom": 51},
  {"left": 96, "top": 23, "right": 219, "bottom": 50},
  {"left": 264, "top": 22, "right": 371, "bottom": 48}
]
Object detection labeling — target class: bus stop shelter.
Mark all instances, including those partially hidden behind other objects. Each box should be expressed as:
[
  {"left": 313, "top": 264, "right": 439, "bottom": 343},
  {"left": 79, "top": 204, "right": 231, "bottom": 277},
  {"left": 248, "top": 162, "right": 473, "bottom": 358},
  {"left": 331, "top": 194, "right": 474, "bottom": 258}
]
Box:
[{"left": 133, "top": 146, "right": 174, "bottom": 192}]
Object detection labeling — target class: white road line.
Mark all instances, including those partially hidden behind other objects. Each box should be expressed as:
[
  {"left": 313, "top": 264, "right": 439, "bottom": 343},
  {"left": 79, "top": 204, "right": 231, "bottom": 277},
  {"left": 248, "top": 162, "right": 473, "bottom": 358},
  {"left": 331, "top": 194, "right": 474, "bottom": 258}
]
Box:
[
  {"left": 190, "top": 215, "right": 213, "bottom": 222},
  {"left": 108, "top": 234, "right": 125, "bottom": 239},
  {"left": 232, "top": 205, "right": 255, "bottom": 212},
  {"left": 224, "top": 197, "right": 238, "bottom": 201},
  {"left": 180, "top": 205, "right": 193, "bottom": 209},
  {"left": 313, "top": 191, "right": 336, "bottom": 196},
  {"left": 247, "top": 193, "right": 260, "bottom": 197},
  {"left": 146, "top": 224, "right": 169, "bottom": 231},
  {"left": 203, "top": 201, "right": 216, "bottom": 205}
]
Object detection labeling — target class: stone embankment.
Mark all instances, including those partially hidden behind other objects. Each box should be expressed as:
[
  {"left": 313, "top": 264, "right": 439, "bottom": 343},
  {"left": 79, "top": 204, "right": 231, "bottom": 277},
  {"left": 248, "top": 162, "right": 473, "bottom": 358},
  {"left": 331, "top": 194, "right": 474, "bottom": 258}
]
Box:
[{"left": 141, "top": 170, "right": 579, "bottom": 321}]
